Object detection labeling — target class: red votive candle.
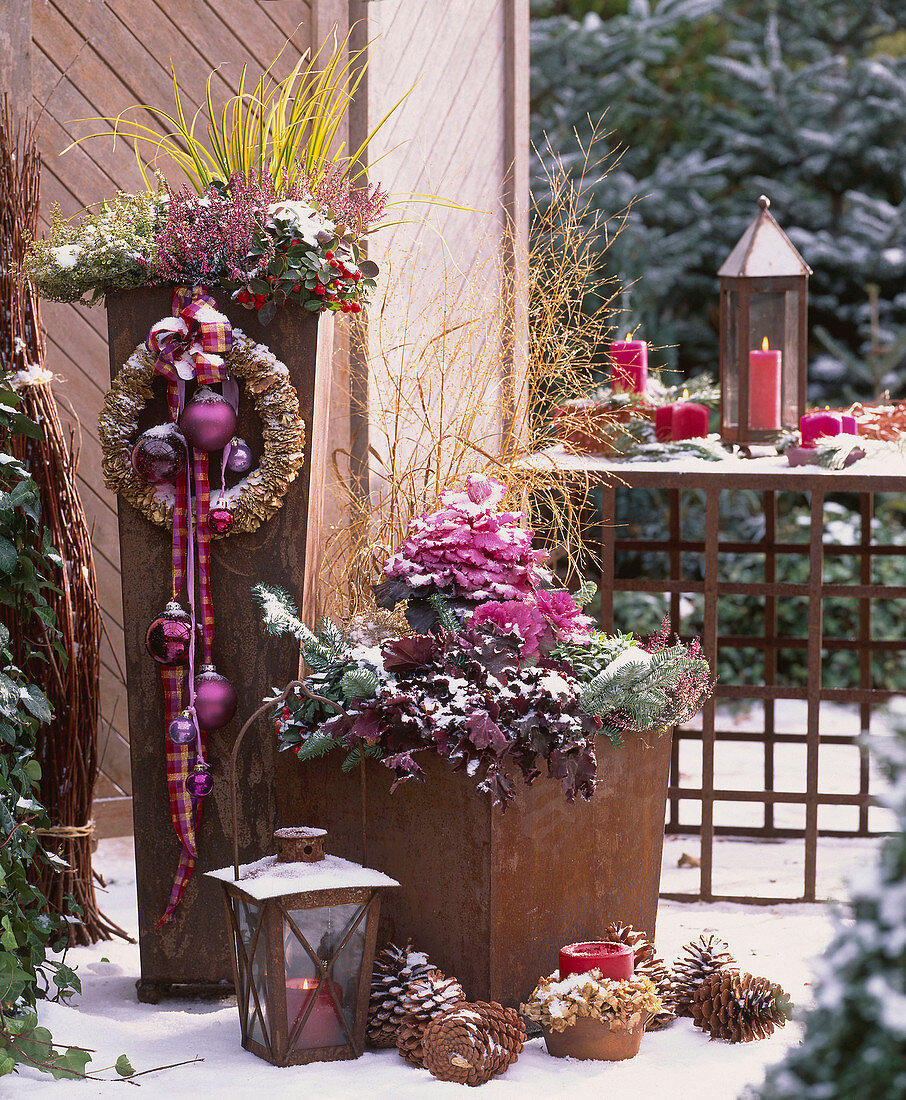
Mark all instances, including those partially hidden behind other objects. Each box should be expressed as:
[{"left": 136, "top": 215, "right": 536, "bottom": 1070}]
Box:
[
  {"left": 559, "top": 942, "right": 634, "bottom": 981},
  {"left": 671, "top": 397, "right": 709, "bottom": 441},
  {"left": 800, "top": 410, "right": 843, "bottom": 448},
  {"left": 285, "top": 978, "right": 346, "bottom": 1048},
  {"left": 610, "top": 338, "right": 648, "bottom": 395},
  {"left": 841, "top": 414, "right": 858, "bottom": 435},
  {"left": 748, "top": 337, "right": 782, "bottom": 430},
  {"left": 655, "top": 406, "right": 674, "bottom": 442}
]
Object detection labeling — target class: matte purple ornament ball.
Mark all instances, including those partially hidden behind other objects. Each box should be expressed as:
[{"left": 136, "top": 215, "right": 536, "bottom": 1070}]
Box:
[
  {"left": 208, "top": 508, "right": 234, "bottom": 535},
  {"left": 131, "top": 425, "right": 187, "bottom": 485},
  {"left": 193, "top": 665, "right": 238, "bottom": 730},
  {"left": 185, "top": 763, "right": 214, "bottom": 798},
  {"left": 179, "top": 386, "right": 237, "bottom": 452},
  {"left": 146, "top": 602, "right": 193, "bottom": 665},
  {"left": 226, "top": 437, "right": 253, "bottom": 474},
  {"left": 168, "top": 712, "right": 197, "bottom": 746}
]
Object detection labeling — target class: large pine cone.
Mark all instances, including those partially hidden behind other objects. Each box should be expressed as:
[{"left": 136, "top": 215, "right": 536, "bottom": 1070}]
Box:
[
  {"left": 366, "top": 940, "right": 441, "bottom": 1047},
  {"left": 394, "top": 975, "right": 466, "bottom": 1067},
  {"left": 692, "top": 970, "right": 792, "bottom": 1043},
  {"left": 672, "top": 934, "right": 737, "bottom": 1017},
  {"left": 603, "top": 921, "right": 676, "bottom": 1029},
  {"left": 421, "top": 1000, "right": 525, "bottom": 1086}
]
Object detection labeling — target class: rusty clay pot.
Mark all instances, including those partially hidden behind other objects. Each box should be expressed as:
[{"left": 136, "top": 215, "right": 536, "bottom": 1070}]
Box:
[{"left": 542, "top": 1017, "right": 645, "bottom": 1061}]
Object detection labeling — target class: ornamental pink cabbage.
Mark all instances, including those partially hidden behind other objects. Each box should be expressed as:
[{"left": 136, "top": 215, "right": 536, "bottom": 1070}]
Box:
[
  {"left": 534, "top": 588, "right": 594, "bottom": 643},
  {"left": 383, "top": 475, "right": 549, "bottom": 601},
  {"left": 470, "top": 600, "right": 548, "bottom": 657}
]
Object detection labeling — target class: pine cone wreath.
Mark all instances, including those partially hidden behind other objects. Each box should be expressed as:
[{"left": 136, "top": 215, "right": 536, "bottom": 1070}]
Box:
[
  {"left": 421, "top": 1000, "right": 525, "bottom": 1086},
  {"left": 672, "top": 933, "right": 737, "bottom": 1017},
  {"left": 692, "top": 970, "right": 793, "bottom": 1043},
  {"left": 603, "top": 921, "right": 676, "bottom": 1029},
  {"left": 366, "top": 940, "right": 441, "bottom": 1047},
  {"left": 394, "top": 975, "right": 466, "bottom": 1067}
]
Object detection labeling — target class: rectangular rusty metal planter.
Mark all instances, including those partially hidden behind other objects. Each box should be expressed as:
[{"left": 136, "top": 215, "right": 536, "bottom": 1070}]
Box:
[
  {"left": 276, "top": 727, "right": 673, "bottom": 1007},
  {"left": 106, "top": 287, "right": 333, "bottom": 992}
]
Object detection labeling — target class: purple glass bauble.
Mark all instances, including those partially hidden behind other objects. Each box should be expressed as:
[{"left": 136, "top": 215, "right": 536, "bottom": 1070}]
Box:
[
  {"left": 131, "top": 425, "right": 187, "bottom": 485},
  {"left": 226, "top": 437, "right": 253, "bottom": 474},
  {"left": 208, "top": 508, "right": 234, "bottom": 535},
  {"left": 146, "top": 602, "right": 193, "bottom": 665},
  {"left": 179, "top": 386, "right": 237, "bottom": 452},
  {"left": 168, "top": 712, "right": 197, "bottom": 746},
  {"left": 185, "top": 762, "right": 214, "bottom": 799},
  {"left": 193, "top": 665, "right": 238, "bottom": 730}
]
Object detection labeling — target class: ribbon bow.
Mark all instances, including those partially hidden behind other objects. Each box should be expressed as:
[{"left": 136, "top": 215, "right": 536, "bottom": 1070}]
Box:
[{"left": 147, "top": 286, "right": 233, "bottom": 384}]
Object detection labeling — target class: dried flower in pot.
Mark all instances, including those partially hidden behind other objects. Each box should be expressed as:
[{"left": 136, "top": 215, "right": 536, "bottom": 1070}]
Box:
[{"left": 520, "top": 970, "right": 662, "bottom": 1062}]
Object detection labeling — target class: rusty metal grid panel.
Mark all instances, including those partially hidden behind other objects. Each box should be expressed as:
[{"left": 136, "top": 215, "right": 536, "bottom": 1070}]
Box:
[{"left": 568, "top": 458, "right": 906, "bottom": 905}]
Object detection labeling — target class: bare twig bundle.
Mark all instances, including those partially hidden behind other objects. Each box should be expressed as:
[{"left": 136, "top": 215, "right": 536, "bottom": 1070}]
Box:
[
  {"left": 322, "top": 124, "right": 627, "bottom": 619},
  {"left": 0, "top": 96, "right": 129, "bottom": 944}
]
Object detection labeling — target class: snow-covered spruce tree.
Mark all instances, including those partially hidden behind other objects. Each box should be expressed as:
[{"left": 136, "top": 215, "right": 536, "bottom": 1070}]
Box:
[
  {"left": 753, "top": 712, "right": 906, "bottom": 1099},
  {"left": 531, "top": 0, "right": 906, "bottom": 401}
]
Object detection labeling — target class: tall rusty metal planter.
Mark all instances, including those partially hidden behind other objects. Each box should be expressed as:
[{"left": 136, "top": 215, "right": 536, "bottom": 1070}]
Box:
[
  {"left": 276, "top": 727, "right": 673, "bottom": 1007},
  {"left": 106, "top": 287, "right": 333, "bottom": 996}
]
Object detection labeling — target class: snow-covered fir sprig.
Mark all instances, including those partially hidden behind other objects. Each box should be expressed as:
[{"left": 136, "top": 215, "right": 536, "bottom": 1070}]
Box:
[{"left": 613, "top": 436, "right": 728, "bottom": 463}]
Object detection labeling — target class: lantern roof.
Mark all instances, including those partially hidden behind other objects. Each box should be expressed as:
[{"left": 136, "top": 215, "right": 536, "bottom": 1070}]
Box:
[
  {"left": 718, "top": 196, "right": 812, "bottom": 279},
  {"left": 207, "top": 853, "right": 399, "bottom": 901}
]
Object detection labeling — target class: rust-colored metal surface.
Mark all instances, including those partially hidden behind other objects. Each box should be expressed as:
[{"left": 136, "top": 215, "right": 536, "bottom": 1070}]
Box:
[
  {"left": 106, "top": 287, "right": 333, "bottom": 988},
  {"left": 277, "top": 727, "right": 673, "bottom": 1007},
  {"left": 554, "top": 453, "right": 906, "bottom": 904}
]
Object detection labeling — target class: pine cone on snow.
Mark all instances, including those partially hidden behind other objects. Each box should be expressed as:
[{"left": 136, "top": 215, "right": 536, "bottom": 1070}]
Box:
[
  {"left": 421, "top": 1000, "right": 525, "bottom": 1086},
  {"left": 366, "top": 940, "right": 441, "bottom": 1047},
  {"left": 394, "top": 974, "right": 466, "bottom": 1066},
  {"left": 672, "top": 933, "right": 737, "bottom": 1017},
  {"left": 603, "top": 920, "right": 676, "bottom": 1029},
  {"left": 692, "top": 970, "right": 793, "bottom": 1043}
]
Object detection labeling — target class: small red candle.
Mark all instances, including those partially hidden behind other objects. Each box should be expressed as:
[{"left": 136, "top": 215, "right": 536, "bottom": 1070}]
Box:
[
  {"left": 841, "top": 413, "right": 858, "bottom": 435},
  {"left": 610, "top": 337, "right": 648, "bottom": 395},
  {"left": 654, "top": 406, "right": 674, "bottom": 442},
  {"left": 800, "top": 409, "right": 843, "bottom": 448},
  {"left": 285, "top": 978, "right": 346, "bottom": 1048},
  {"left": 559, "top": 942, "right": 634, "bottom": 981},
  {"left": 748, "top": 336, "right": 782, "bottom": 430},
  {"left": 671, "top": 392, "right": 710, "bottom": 441}
]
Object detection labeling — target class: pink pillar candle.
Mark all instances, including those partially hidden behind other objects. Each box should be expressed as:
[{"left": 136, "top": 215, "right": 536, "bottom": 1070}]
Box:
[
  {"left": 559, "top": 941, "right": 634, "bottom": 981},
  {"left": 671, "top": 400, "right": 710, "bottom": 441},
  {"left": 655, "top": 406, "right": 674, "bottom": 442},
  {"left": 800, "top": 410, "right": 843, "bottom": 448},
  {"left": 748, "top": 339, "right": 782, "bottom": 430},
  {"left": 286, "top": 978, "right": 346, "bottom": 1048},
  {"left": 841, "top": 414, "right": 858, "bottom": 435},
  {"left": 610, "top": 339, "right": 648, "bottom": 394}
]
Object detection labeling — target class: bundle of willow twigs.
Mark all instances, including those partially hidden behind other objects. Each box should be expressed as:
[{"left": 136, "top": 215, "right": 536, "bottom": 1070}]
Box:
[{"left": 0, "top": 97, "right": 128, "bottom": 944}]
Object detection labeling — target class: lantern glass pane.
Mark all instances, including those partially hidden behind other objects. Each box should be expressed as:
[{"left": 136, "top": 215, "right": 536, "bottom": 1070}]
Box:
[
  {"left": 232, "top": 898, "right": 261, "bottom": 1030},
  {"left": 249, "top": 913, "right": 270, "bottom": 1047},
  {"left": 284, "top": 903, "right": 368, "bottom": 1050},
  {"left": 721, "top": 286, "right": 739, "bottom": 430},
  {"left": 782, "top": 289, "right": 802, "bottom": 426},
  {"left": 749, "top": 290, "right": 786, "bottom": 359}
]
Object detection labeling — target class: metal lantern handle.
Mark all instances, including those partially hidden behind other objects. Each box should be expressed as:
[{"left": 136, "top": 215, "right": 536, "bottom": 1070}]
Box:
[{"left": 229, "top": 681, "right": 350, "bottom": 879}]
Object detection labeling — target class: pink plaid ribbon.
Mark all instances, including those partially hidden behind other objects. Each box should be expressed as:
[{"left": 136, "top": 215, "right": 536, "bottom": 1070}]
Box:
[{"left": 154, "top": 286, "right": 231, "bottom": 925}]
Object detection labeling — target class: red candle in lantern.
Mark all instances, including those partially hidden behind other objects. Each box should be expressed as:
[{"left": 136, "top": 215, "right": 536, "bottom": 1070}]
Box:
[
  {"left": 800, "top": 409, "right": 843, "bottom": 448},
  {"left": 841, "top": 413, "right": 858, "bottom": 435},
  {"left": 748, "top": 337, "right": 782, "bottom": 430},
  {"left": 285, "top": 978, "right": 346, "bottom": 1048},
  {"left": 559, "top": 942, "right": 634, "bottom": 981},
  {"left": 670, "top": 393, "right": 710, "bottom": 441},
  {"left": 610, "top": 338, "right": 648, "bottom": 395}
]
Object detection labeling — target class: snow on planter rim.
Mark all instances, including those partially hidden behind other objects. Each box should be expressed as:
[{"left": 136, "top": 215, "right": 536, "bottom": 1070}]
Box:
[{"left": 206, "top": 853, "right": 399, "bottom": 900}]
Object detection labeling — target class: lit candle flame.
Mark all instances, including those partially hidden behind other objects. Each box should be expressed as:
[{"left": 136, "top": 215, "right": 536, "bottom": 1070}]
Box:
[
  {"left": 682, "top": 389, "right": 689, "bottom": 400},
  {"left": 762, "top": 336, "right": 770, "bottom": 351}
]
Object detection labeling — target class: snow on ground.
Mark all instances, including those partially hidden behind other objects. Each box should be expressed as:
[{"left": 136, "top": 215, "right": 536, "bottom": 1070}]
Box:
[{"left": 8, "top": 832, "right": 870, "bottom": 1100}]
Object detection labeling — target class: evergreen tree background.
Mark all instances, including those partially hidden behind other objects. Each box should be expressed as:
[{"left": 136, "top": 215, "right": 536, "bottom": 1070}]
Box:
[
  {"left": 751, "top": 710, "right": 906, "bottom": 1099},
  {"left": 531, "top": 0, "right": 906, "bottom": 402}
]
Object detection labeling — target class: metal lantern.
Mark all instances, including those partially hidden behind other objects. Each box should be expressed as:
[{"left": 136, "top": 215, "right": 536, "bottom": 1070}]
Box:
[
  {"left": 207, "top": 684, "right": 398, "bottom": 1066},
  {"left": 718, "top": 195, "right": 812, "bottom": 445}
]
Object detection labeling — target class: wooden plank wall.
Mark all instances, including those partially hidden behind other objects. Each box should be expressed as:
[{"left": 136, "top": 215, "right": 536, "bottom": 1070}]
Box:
[{"left": 30, "top": 0, "right": 313, "bottom": 837}]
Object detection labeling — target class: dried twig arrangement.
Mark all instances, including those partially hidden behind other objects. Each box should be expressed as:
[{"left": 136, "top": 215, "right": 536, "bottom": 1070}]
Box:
[{"left": 0, "top": 96, "right": 129, "bottom": 944}]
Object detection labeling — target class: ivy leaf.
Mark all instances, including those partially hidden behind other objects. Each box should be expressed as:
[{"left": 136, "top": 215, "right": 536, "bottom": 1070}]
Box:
[
  {"left": 0, "top": 538, "right": 16, "bottom": 574},
  {"left": 258, "top": 300, "right": 276, "bottom": 326},
  {"left": 19, "top": 685, "right": 52, "bottom": 725},
  {"left": 115, "top": 1054, "right": 135, "bottom": 1077}
]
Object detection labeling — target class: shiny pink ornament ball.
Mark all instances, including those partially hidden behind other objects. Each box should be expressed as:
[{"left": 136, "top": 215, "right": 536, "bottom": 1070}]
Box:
[
  {"left": 131, "top": 425, "right": 187, "bottom": 485},
  {"left": 168, "top": 712, "right": 197, "bottom": 745},
  {"left": 226, "top": 437, "right": 253, "bottom": 474},
  {"left": 185, "top": 763, "right": 213, "bottom": 798},
  {"left": 146, "top": 602, "right": 193, "bottom": 665},
  {"left": 193, "top": 665, "right": 238, "bottom": 730},
  {"left": 179, "top": 386, "right": 237, "bottom": 452},
  {"left": 208, "top": 508, "right": 234, "bottom": 535}
]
